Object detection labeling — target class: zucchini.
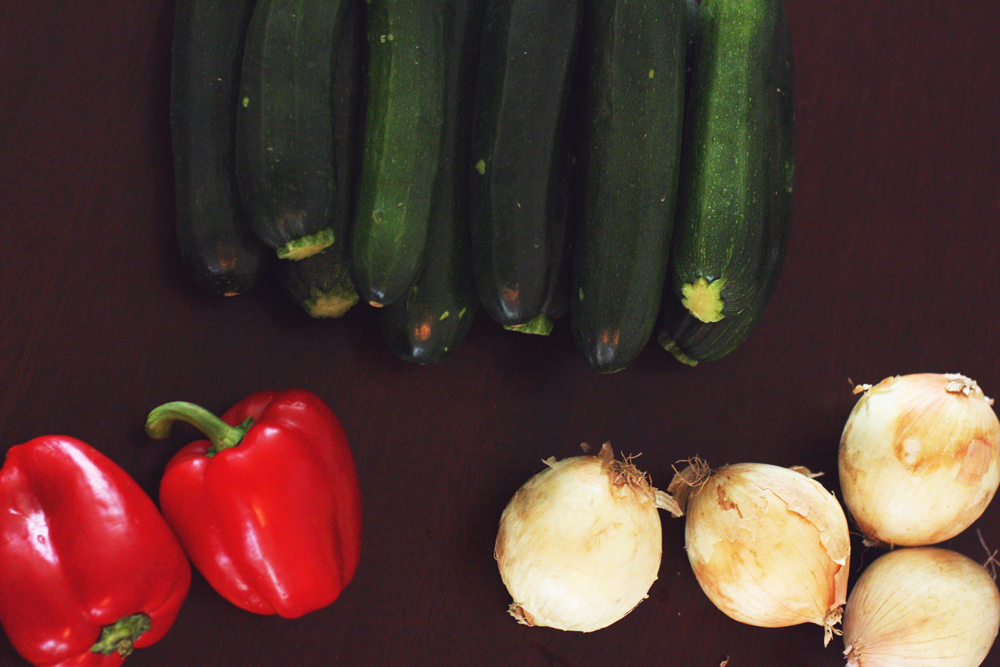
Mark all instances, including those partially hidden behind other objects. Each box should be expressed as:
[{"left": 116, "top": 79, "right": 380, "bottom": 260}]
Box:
[
  {"left": 684, "top": 0, "right": 699, "bottom": 90},
  {"left": 500, "top": 153, "right": 575, "bottom": 338},
  {"left": 377, "top": 0, "right": 485, "bottom": 363},
  {"left": 468, "top": 0, "right": 580, "bottom": 328},
  {"left": 235, "top": 0, "right": 350, "bottom": 261},
  {"left": 278, "top": 245, "right": 359, "bottom": 318},
  {"left": 658, "top": 0, "right": 793, "bottom": 364},
  {"left": 170, "top": 0, "right": 269, "bottom": 297},
  {"left": 501, "top": 155, "right": 574, "bottom": 337},
  {"left": 276, "top": 0, "right": 362, "bottom": 317},
  {"left": 350, "top": 0, "right": 447, "bottom": 307},
  {"left": 570, "top": 0, "right": 687, "bottom": 373}
]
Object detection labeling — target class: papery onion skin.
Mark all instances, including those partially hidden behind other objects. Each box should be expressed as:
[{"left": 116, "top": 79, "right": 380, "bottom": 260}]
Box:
[
  {"left": 842, "top": 547, "right": 1000, "bottom": 667},
  {"left": 673, "top": 462, "right": 850, "bottom": 644},
  {"left": 494, "top": 444, "right": 666, "bottom": 632},
  {"left": 839, "top": 373, "right": 1000, "bottom": 547}
]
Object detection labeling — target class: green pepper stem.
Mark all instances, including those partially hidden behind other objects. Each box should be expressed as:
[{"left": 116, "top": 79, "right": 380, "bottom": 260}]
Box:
[
  {"left": 91, "top": 612, "right": 151, "bottom": 657},
  {"left": 145, "top": 401, "right": 252, "bottom": 456}
]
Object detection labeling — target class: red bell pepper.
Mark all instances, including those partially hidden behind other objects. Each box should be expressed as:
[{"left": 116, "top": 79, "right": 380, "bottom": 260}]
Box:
[
  {"left": 0, "top": 436, "right": 191, "bottom": 667},
  {"left": 145, "top": 389, "right": 362, "bottom": 619}
]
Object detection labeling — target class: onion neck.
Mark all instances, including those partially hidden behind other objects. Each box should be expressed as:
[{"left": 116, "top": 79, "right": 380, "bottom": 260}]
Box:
[
  {"left": 843, "top": 643, "right": 860, "bottom": 667},
  {"left": 823, "top": 607, "right": 844, "bottom": 647},
  {"left": 655, "top": 490, "right": 683, "bottom": 518}
]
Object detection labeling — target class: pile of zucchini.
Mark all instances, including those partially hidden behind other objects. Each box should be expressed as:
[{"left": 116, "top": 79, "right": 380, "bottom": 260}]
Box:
[{"left": 170, "top": 0, "right": 794, "bottom": 371}]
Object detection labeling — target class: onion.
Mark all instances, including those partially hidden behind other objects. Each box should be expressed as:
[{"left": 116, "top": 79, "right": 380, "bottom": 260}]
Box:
[
  {"left": 839, "top": 373, "right": 1000, "bottom": 547},
  {"left": 842, "top": 546, "right": 1000, "bottom": 667},
  {"left": 668, "top": 460, "right": 851, "bottom": 645},
  {"left": 494, "top": 443, "right": 677, "bottom": 632}
]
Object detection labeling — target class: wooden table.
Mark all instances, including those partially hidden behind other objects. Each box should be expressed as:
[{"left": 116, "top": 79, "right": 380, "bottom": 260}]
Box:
[{"left": 2, "top": 1, "right": 998, "bottom": 665}]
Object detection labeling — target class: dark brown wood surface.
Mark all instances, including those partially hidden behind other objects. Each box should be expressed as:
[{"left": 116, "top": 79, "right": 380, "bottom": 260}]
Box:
[{"left": 2, "top": 1, "right": 999, "bottom": 665}]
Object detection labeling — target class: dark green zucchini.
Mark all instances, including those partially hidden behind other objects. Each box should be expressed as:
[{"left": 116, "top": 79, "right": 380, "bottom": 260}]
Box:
[
  {"left": 170, "top": 0, "right": 269, "bottom": 297},
  {"left": 350, "top": 0, "right": 447, "bottom": 307},
  {"left": 377, "top": 0, "right": 485, "bottom": 363},
  {"left": 570, "top": 0, "right": 687, "bottom": 373},
  {"left": 468, "top": 0, "right": 580, "bottom": 328},
  {"left": 278, "top": 245, "right": 359, "bottom": 318},
  {"left": 658, "top": 0, "right": 794, "bottom": 365},
  {"left": 501, "top": 151, "right": 574, "bottom": 337},
  {"left": 277, "top": 0, "right": 362, "bottom": 317},
  {"left": 235, "top": 0, "right": 349, "bottom": 261},
  {"left": 684, "top": 0, "right": 700, "bottom": 90}
]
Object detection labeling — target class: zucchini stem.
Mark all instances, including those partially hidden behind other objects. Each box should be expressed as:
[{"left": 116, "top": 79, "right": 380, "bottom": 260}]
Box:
[
  {"left": 278, "top": 227, "right": 336, "bottom": 261},
  {"left": 680, "top": 277, "right": 726, "bottom": 323},
  {"left": 504, "top": 313, "right": 555, "bottom": 336}
]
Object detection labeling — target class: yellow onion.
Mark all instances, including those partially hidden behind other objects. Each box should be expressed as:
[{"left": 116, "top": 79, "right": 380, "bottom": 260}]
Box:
[
  {"left": 842, "top": 546, "right": 1000, "bottom": 667},
  {"left": 494, "top": 443, "right": 676, "bottom": 632},
  {"left": 839, "top": 373, "right": 1000, "bottom": 547},
  {"left": 669, "top": 460, "right": 850, "bottom": 645}
]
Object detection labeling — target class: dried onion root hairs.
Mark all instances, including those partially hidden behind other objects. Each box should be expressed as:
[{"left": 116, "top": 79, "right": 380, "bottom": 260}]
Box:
[{"left": 495, "top": 443, "right": 677, "bottom": 632}]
